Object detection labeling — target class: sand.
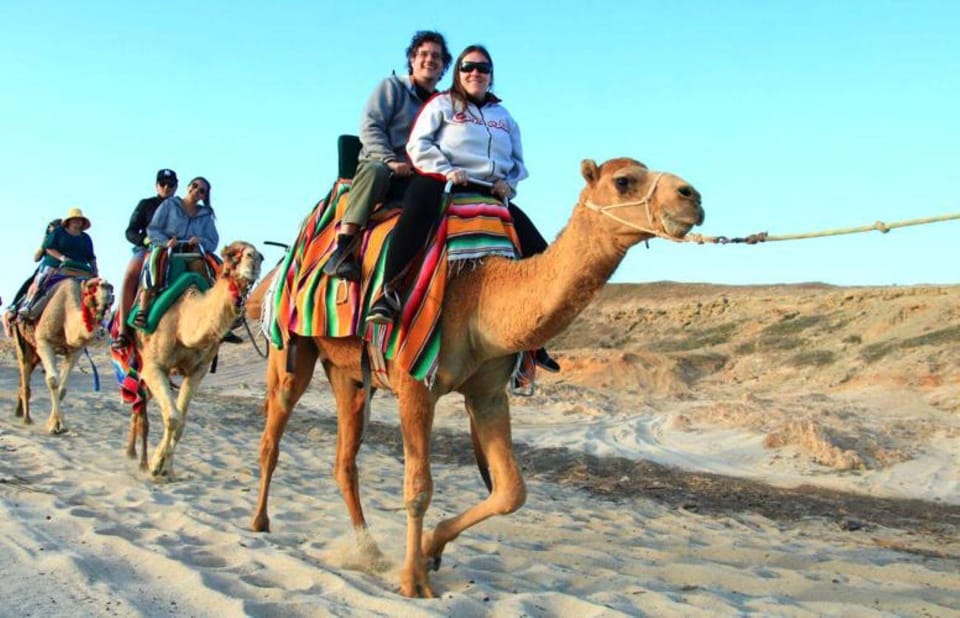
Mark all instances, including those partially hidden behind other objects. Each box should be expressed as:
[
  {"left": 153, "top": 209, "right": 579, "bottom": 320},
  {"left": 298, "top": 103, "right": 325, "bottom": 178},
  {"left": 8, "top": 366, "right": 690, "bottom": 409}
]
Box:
[{"left": 1, "top": 282, "right": 958, "bottom": 616}]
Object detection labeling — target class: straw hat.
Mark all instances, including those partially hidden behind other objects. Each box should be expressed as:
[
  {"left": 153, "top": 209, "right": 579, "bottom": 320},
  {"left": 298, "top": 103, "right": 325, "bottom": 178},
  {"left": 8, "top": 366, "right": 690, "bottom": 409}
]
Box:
[{"left": 63, "top": 207, "right": 91, "bottom": 231}]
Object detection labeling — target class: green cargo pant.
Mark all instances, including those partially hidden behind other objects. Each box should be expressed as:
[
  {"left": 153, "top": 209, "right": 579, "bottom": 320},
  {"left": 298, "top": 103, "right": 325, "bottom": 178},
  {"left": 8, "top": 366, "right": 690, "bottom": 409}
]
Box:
[{"left": 342, "top": 159, "right": 392, "bottom": 227}]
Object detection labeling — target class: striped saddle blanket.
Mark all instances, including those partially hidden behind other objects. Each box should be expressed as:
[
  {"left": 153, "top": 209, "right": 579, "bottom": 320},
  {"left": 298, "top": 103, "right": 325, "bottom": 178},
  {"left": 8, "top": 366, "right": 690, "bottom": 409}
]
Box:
[{"left": 269, "top": 179, "right": 535, "bottom": 385}]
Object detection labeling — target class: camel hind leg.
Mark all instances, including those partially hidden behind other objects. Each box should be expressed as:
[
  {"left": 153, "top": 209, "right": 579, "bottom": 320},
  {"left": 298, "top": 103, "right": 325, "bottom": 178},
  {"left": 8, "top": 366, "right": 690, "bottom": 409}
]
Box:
[
  {"left": 12, "top": 330, "right": 37, "bottom": 425},
  {"left": 251, "top": 337, "right": 318, "bottom": 533},
  {"left": 323, "top": 361, "right": 383, "bottom": 563}
]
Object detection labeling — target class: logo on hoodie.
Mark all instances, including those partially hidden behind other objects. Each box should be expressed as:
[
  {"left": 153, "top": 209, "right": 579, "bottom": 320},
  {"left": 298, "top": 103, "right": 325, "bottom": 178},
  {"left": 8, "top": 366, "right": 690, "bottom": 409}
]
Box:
[{"left": 453, "top": 111, "right": 509, "bottom": 133}]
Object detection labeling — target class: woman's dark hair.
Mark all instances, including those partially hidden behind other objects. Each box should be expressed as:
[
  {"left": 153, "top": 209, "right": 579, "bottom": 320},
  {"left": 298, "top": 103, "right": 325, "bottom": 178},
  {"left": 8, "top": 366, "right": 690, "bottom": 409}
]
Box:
[
  {"left": 405, "top": 30, "right": 452, "bottom": 77},
  {"left": 189, "top": 176, "right": 213, "bottom": 211},
  {"left": 450, "top": 45, "right": 494, "bottom": 111}
]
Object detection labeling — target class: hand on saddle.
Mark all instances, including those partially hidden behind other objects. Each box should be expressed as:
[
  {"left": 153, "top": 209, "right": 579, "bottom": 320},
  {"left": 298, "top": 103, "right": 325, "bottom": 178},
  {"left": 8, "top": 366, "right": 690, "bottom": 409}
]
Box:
[
  {"left": 165, "top": 237, "right": 199, "bottom": 250},
  {"left": 492, "top": 180, "right": 511, "bottom": 201},
  {"left": 388, "top": 161, "right": 412, "bottom": 177},
  {"left": 446, "top": 168, "right": 468, "bottom": 185}
]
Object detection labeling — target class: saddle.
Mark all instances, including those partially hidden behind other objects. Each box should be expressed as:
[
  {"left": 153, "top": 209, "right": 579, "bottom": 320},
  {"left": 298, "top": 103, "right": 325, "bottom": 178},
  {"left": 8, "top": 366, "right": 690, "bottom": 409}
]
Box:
[
  {"left": 128, "top": 250, "right": 220, "bottom": 334},
  {"left": 271, "top": 174, "right": 522, "bottom": 385},
  {"left": 18, "top": 263, "right": 95, "bottom": 322}
]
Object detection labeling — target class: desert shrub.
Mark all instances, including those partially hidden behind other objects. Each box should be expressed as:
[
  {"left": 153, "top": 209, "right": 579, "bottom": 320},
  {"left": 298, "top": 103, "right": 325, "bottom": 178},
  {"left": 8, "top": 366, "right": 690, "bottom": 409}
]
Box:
[
  {"left": 762, "top": 314, "right": 826, "bottom": 338},
  {"left": 790, "top": 350, "right": 836, "bottom": 367},
  {"left": 860, "top": 325, "right": 960, "bottom": 363},
  {"left": 649, "top": 322, "right": 738, "bottom": 352}
]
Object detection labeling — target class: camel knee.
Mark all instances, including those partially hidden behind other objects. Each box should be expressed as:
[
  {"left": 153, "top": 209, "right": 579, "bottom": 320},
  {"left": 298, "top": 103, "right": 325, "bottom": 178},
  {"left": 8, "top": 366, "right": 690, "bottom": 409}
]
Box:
[
  {"left": 333, "top": 461, "right": 358, "bottom": 489},
  {"left": 405, "top": 490, "right": 432, "bottom": 518},
  {"left": 164, "top": 413, "right": 183, "bottom": 434},
  {"left": 45, "top": 375, "right": 59, "bottom": 391},
  {"left": 492, "top": 479, "right": 526, "bottom": 515}
]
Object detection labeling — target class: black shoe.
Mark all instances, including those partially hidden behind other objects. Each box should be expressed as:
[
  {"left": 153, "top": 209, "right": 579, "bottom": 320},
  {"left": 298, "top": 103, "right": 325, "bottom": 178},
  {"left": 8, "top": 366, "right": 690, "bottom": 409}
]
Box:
[
  {"left": 111, "top": 333, "right": 132, "bottom": 351},
  {"left": 221, "top": 331, "right": 244, "bottom": 344},
  {"left": 534, "top": 347, "right": 560, "bottom": 373},
  {"left": 322, "top": 238, "right": 361, "bottom": 282},
  {"left": 365, "top": 288, "right": 401, "bottom": 324}
]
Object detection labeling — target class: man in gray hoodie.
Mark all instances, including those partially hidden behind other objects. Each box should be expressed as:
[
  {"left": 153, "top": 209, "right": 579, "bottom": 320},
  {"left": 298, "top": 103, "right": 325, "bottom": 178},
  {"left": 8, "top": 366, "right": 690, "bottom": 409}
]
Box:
[{"left": 323, "top": 30, "right": 452, "bottom": 281}]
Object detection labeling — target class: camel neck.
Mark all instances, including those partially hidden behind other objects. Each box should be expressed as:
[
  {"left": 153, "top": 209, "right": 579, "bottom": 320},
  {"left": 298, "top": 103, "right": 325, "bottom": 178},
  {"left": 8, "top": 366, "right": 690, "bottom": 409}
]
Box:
[{"left": 465, "top": 203, "right": 636, "bottom": 354}]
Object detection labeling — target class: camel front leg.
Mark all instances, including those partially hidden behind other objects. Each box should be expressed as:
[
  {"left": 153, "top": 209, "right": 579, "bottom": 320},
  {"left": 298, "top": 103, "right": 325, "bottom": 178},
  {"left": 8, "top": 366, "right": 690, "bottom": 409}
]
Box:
[
  {"left": 141, "top": 363, "right": 182, "bottom": 478},
  {"left": 36, "top": 342, "right": 71, "bottom": 435},
  {"left": 155, "top": 368, "right": 207, "bottom": 475},
  {"left": 324, "top": 363, "right": 383, "bottom": 562},
  {"left": 422, "top": 388, "right": 526, "bottom": 572},
  {"left": 251, "top": 339, "right": 317, "bottom": 533},
  {"left": 395, "top": 374, "right": 437, "bottom": 598},
  {"left": 126, "top": 400, "right": 149, "bottom": 471}
]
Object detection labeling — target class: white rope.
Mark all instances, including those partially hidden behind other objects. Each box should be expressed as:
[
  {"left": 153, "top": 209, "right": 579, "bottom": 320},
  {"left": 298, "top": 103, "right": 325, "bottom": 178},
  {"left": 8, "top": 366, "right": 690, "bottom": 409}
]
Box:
[{"left": 582, "top": 173, "right": 680, "bottom": 241}]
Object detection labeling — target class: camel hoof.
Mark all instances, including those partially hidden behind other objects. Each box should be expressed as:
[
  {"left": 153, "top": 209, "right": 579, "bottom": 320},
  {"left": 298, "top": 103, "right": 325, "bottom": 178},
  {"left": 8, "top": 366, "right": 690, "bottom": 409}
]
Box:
[
  {"left": 47, "top": 424, "right": 67, "bottom": 435},
  {"left": 251, "top": 516, "right": 271, "bottom": 533}
]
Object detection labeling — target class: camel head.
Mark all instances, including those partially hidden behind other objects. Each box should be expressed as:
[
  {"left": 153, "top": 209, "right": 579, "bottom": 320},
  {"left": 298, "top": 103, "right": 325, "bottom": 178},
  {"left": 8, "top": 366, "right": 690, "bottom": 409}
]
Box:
[
  {"left": 580, "top": 158, "right": 704, "bottom": 242},
  {"left": 220, "top": 241, "right": 264, "bottom": 295},
  {"left": 80, "top": 277, "right": 115, "bottom": 334}
]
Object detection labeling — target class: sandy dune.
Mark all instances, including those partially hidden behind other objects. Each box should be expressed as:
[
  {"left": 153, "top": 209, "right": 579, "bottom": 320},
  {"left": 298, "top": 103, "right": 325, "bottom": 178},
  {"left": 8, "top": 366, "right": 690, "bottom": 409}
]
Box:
[{"left": 1, "top": 282, "right": 958, "bottom": 616}]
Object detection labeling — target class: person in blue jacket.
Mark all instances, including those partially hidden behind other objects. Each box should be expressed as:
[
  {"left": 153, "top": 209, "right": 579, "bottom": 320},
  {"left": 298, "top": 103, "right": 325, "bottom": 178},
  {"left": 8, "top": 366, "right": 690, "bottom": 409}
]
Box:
[{"left": 132, "top": 176, "right": 217, "bottom": 328}]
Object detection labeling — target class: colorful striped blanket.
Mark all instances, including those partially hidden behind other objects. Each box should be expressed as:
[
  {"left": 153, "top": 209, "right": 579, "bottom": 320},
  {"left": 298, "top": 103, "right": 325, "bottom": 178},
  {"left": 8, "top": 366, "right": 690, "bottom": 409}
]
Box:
[
  {"left": 269, "top": 180, "right": 533, "bottom": 385},
  {"left": 108, "top": 312, "right": 147, "bottom": 415}
]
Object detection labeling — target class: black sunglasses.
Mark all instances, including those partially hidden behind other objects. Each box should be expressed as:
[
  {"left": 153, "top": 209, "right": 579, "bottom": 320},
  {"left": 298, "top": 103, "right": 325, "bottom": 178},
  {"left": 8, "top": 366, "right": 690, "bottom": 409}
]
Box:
[
  {"left": 158, "top": 180, "right": 177, "bottom": 188},
  {"left": 459, "top": 61, "right": 492, "bottom": 75},
  {"left": 190, "top": 181, "right": 208, "bottom": 196}
]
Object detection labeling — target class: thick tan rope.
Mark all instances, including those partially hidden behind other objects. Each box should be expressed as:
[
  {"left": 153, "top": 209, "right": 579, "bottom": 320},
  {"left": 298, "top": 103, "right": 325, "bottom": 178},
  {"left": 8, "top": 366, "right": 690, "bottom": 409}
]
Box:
[{"left": 683, "top": 212, "right": 960, "bottom": 245}]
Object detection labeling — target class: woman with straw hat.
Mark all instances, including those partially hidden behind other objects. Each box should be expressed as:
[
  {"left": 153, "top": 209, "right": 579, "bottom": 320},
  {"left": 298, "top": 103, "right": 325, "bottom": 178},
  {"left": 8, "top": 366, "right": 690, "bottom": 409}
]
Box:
[{"left": 17, "top": 208, "right": 98, "bottom": 317}]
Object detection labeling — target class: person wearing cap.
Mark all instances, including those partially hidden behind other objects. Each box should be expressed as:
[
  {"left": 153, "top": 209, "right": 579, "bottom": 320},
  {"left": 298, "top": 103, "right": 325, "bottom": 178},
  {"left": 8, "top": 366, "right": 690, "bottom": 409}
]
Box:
[
  {"left": 17, "top": 208, "right": 98, "bottom": 317},
  {"left": 113, "top": 169, "right": 178, "bottom": 348},
  {"left": 320, "top": 30, "right": 452, "bottom": 281},
  {"left": 131, "top": 176, "right": 219, "bottom": 330}
]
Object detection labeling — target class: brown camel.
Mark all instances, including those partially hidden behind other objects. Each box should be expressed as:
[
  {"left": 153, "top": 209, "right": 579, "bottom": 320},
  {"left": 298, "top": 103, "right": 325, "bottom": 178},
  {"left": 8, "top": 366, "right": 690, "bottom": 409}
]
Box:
[
  {"left": 13, "top": 277, "right": 115, "bottom": 434},
  {"left": 251, "top": 158, "right": 704, "bottom": 597},
  {"left": 128, "top": 241, "right": 263, "bottom": 476}
]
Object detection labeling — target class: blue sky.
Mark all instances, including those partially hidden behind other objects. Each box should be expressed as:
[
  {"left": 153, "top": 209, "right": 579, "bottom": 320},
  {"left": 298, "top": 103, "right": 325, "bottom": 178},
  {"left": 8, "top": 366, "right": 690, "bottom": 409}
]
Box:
[{"left": 1, "top": 0, "right": 958, "bottom": 306}]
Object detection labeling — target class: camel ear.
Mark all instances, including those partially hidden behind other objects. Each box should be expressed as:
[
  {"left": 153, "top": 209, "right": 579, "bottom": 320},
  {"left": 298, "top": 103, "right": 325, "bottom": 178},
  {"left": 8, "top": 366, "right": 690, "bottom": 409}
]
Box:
[{"left": 581, "top": 159, "right": 600, "bottom": 186}]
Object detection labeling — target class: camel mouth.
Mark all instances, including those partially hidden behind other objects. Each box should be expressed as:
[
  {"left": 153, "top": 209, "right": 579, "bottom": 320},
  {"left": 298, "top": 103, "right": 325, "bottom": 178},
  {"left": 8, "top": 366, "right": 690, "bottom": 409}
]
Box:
[{"left": 660, "top": 213, "right": 698, "bottom": 239}]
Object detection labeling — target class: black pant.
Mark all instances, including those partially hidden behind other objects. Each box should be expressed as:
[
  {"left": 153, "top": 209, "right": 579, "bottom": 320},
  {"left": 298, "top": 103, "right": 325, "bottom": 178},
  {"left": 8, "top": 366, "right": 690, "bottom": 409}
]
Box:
[{"left": 382, "top": 174, "right": 548, "bottom": 286}]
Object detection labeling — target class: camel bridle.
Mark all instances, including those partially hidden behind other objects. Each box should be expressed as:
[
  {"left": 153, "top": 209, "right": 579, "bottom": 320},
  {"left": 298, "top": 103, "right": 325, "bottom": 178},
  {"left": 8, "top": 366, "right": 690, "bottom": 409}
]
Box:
[{"left": 583, "top": 172, "right": 681, "bottom": 241}]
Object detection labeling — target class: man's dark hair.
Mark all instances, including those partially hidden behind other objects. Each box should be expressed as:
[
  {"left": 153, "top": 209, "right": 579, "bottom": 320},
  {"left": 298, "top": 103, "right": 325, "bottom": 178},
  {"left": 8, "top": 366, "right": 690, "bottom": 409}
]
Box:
[{"left": 405, "top": 30, "right": 452, "bottom": 77}]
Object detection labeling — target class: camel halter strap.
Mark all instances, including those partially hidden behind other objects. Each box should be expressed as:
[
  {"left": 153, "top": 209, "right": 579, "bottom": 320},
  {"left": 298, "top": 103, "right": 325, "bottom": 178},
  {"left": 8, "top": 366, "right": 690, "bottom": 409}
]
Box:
[{"left": 582, "top": 172, "right": 676, "bottom": 241}]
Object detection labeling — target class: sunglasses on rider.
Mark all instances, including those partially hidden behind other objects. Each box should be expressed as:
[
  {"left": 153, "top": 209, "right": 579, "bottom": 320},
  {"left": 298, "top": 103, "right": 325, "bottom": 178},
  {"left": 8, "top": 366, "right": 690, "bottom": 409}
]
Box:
[
  {"left": 459, "top": 61, "right": 492, "bottom": 75},
  {"left": 158, "top": 180, "right": 177, "bottom": 188},
  {"left": 190, "top": 181, "right": 208, "bottom": 196}
]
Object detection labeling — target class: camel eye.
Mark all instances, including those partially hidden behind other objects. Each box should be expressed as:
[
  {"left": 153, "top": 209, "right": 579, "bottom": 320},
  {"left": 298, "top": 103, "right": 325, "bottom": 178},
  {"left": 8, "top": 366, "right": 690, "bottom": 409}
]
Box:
[{"left": 614, "top": 176, "right": 631, "bottom": 192}]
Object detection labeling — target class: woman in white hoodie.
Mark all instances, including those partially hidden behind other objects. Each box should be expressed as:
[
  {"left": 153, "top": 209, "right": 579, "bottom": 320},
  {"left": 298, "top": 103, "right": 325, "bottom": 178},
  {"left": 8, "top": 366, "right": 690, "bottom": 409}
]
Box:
[{"left": 367, "top": 44, "right": 557, "bottom": 370}]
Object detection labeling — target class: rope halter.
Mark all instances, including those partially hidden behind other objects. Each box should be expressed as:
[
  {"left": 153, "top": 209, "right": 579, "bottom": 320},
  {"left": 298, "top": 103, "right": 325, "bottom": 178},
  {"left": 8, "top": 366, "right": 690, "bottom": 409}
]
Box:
[{"left": 582, "top": 172, "right": 681, "bottom": 242}]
